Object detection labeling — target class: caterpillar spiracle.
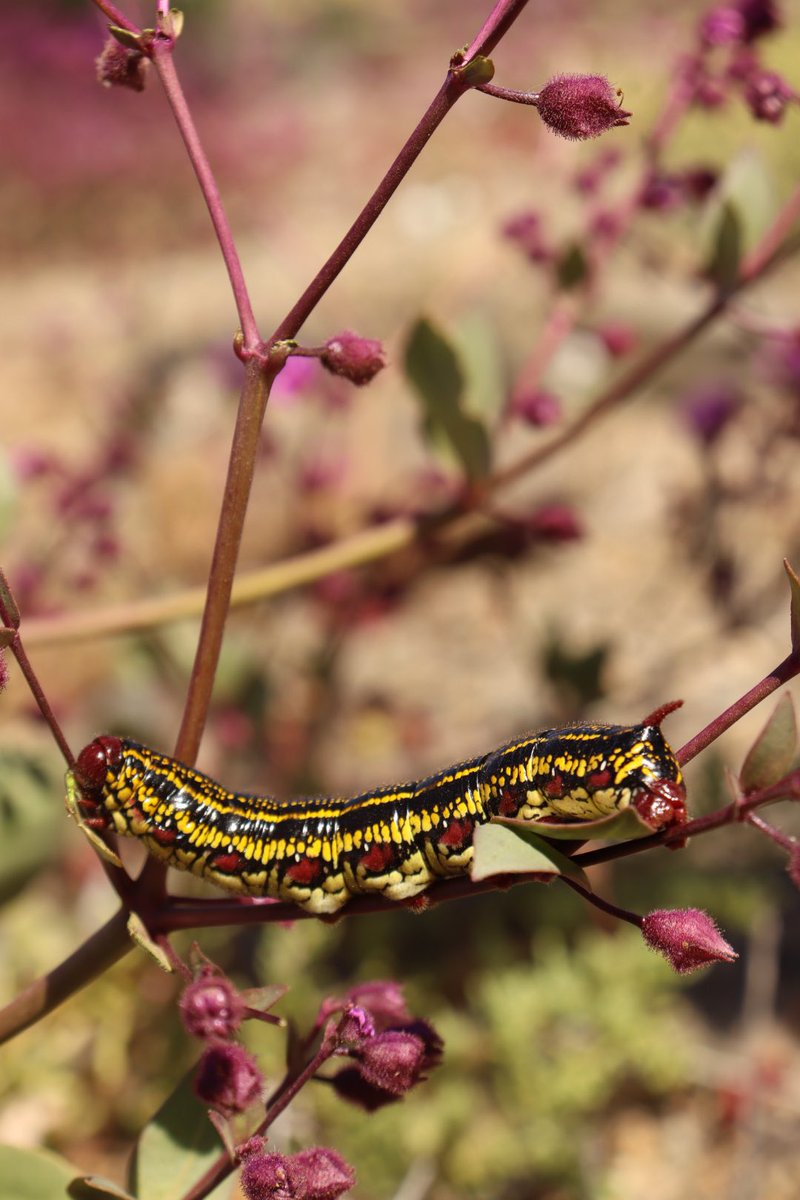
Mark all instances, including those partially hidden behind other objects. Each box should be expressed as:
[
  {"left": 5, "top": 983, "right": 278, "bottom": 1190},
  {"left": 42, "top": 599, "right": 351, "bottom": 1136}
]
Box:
[{"left": 72, "top": 705, "right": 686, "bottom": 915}]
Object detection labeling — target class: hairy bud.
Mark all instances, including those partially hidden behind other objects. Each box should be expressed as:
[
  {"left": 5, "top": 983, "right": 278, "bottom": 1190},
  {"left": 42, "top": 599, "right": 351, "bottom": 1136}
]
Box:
[
  {"left": 320, "top": 332, "right": 386, "bottom": 386},
  {"left": 536, "top": 74, "right": 632, "bottom": 141},
  {"left": 96, "top": 37, "right": 148, "bottom": 92},
  {"left": 241, "top": 1148, "right": 355, "bottom": 1200},
  {"left": 642, "top": 907, "right": 738, "bottom": 974},
  {"left": 194, "top": 1043, "right": 263, "bottom": 1116},
  {"left": 180, "top": 973, "right": 244, "bottom": 1041}
]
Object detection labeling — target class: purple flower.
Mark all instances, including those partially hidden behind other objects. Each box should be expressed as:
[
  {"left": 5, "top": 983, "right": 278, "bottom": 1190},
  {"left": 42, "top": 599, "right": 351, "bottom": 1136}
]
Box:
[
  {"left": 642, "top": 908, "right": 738, "bottom": 974},
  {"left": 736, "top": 0, "right": 782, "bottom": 42},
  {"left": 180, "top": 973, "right": 244, "bottom": 1041},
  {"left": 681, "top": 384, "right": 740, "bottom": 445},
  {"left": 194, "top": 1043, "right": 263, "bottom": 1116},
  {"left": 536, "top": 74, "right": 632, "bottom": 141}
]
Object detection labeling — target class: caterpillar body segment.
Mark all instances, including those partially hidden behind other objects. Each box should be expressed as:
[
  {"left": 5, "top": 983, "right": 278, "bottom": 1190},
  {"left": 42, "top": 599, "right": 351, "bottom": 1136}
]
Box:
[{"left": 73, "top": 716, "right": 686, "bottom": 915}]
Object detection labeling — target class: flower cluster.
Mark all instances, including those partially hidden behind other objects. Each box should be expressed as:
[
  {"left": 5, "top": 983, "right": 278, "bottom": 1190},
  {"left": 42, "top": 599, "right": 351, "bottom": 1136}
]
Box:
[
  {"left": 180, "top": 967, "right": 264, "bottom": 1118},
  {"left": 240, "top": 1145, "right": 355, "bottom": 1200}
]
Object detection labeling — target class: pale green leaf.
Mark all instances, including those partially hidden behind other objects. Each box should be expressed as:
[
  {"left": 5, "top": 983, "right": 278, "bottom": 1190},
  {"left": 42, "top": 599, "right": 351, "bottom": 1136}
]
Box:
[
  {"left": 68, "top": 1176, "right": 136, "bottom": 1199},
  {"left": 471, "top": 823, "right": 589, "bottom": 888},
  {"left": 740, "top": 693, "right": 798, "bottom": 794},
  {"left": 499, "top": 803, "right": 663, "bottom": 843},
  {"left": 0, "top": 1146, "right": 74, "bottom": 1200}
]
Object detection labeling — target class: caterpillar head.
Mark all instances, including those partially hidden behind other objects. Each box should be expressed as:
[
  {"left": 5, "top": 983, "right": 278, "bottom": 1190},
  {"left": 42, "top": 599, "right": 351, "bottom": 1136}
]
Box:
[{"left": 74, "top": 735, "right": 123, "bottom": 823}]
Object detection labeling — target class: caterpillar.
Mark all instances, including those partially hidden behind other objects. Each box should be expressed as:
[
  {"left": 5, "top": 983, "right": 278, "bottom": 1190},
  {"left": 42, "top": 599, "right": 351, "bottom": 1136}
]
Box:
[{"left": 72, "top": 705, "right": 686, "bottom": 915}]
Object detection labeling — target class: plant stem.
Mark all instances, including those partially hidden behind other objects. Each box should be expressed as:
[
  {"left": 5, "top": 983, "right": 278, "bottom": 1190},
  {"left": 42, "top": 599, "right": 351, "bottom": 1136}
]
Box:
[
  {"left": 151, "top": 42, "right": 260, "bottom": 349},
  {"left": 90, "top": 0, "right": 139, "bottom": 32},
  {"left": 175, "top": 358, "right": 272, "bottom": 764},
  {"left": 0, "top": 909, "right": 131, "bottom": 1044},
  {"left": 477, "top": 82, "right": 539, "bottom": 105}
]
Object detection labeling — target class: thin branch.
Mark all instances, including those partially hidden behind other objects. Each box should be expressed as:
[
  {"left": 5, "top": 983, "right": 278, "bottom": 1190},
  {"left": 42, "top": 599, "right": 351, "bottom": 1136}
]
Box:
[
  {"left": 89, "top": 0, "right": 139, "bottom": 33},
  {"left": 150, "top": 42, "right": 259, "bottom": 349},
  {"left": 0, "top": 909, "right": 131, "bottom": 1044}
]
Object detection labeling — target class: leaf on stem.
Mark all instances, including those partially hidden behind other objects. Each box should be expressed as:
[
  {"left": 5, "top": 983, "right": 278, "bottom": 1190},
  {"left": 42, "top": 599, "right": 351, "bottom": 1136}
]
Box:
[
  {"left": 404, "top": 317, "right": 491, "bottom": 481},
  {"left": 740, "top": 692, "right": 798, "bottom": 794},
  {"left": 784, "top": 558, "right": 800, "bottom": 653},
  {"left": 0, "top": 1146, "right": 75, "bottom": 1200},
  {"left": 68, "top": 1177, "right": 137, "bottom": 1200},
  {"left": 128, "top": 1069, "right": 234, "bottom": 1200},
  {"left": 127, "top": 914, "right": 175, "bottom": 973},
  {"left": 495, "top": 803, "right": 661, "bottom": 843},
  {"left": 471, "top": 822, "right": 589, "bottom": 888},
  {"left": 0, "top": 567, "right": 20, "bottom": 630}
]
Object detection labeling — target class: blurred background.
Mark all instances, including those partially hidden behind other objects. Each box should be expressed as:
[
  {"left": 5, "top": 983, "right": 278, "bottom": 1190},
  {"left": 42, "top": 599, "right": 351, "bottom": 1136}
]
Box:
[{"left": 1, "top": 1, "right": 800, "bottom": 1197}]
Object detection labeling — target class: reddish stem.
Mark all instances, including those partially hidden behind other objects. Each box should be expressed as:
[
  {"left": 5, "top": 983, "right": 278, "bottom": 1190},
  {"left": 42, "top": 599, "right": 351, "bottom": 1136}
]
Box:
[
  {"left": 90, "top": 0, "right": 139, "bottom": 32},
  {"left": 150, "top": 42, "right": 260, "bottom": 350}
]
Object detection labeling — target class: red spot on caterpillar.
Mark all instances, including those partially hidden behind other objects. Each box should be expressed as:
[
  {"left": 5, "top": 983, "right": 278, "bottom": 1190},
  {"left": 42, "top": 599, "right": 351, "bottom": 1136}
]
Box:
[
  {"left": 587, "top": 768, "right": 613, "bottom": 789},
  {"left": 641, "top": 699, "right": 683, "bottom": 728},
  {"left": 359, "top": 842, "right": 396, "bottom": 873},
  {"left": 499, "top": 788, "right": 520, "bottom": 816},
  {"left": 439, "top": 817, "right": 473, "bottom": 849},
  {"left": 285, "top": 857, "right": 323, "bottom": 885},
  {"left": 209, "top": 851, "right": 244, "bottom": 873},
  {"left": 544, "top": 774, "right": 565, "bottom": 799},
  {"left": 151, "top": 826, "right": 177, "bottom": 846}
]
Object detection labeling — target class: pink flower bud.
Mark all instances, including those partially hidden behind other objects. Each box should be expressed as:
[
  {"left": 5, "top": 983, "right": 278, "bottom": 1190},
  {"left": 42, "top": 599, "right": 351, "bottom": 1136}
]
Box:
[
  {"left": 596, "top": 321, "right": 638, "bottom": 359},
  {"left": 744, "top": 69, "right": 795, "bottom": 124},
  {"left": 194, "top": 1043, "right": 263, "bottom": 1116},
  {"left": 240, "top": 1152, "right": 294, "bottom": 1200},
  {"left": 321, "top": 332, "right": 386, "bottom": 386},
  {"left": 536, "top": 74, "right": 632, "bottom": 141},
  {"left": 356, "top": 1030, "right": 426, "bottom": 1096},
  {"left": 512, "top": 390, "right": 562, "bottom": 427},
  {"left": 700, "top": 7, "right": 746, "bottom": 46},
  {"left": 527, "top": 503, "right": 584, "bottom": 542},
  {"left": 334, "top": 1004, "right": 375, "bottom": 1049},
  {"left": 180, "top": 974, "right": 244, "bottom": 1041},
  {"left": 321, "top": 980, "right": 411, "bottom": 1031},
  {"left": 96, "top": 36, "right": 148, "bottom": 92},
  {"left": 737, "top": 0, "right": 782, "bottom": 43},
  {"left": 641, "top": 908, "right": 738, "bottom": 974},
  {"left": 289, "top": 1148, "right": 356, "bottom": 1200}
]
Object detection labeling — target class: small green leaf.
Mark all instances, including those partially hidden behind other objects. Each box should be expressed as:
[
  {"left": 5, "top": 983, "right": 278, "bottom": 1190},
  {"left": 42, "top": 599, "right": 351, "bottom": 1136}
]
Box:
[
  {"left": 128, "top": 1070, "right": 234, "bottom": 1200},
  {"left": 785, "top": 559, "right": 800, "bottom": 653},
  {"left": 498, "top": 803, "right": 663, "bottom": 842},
  {"left": 556, "top": 242, "right": 589, "bottom": 290},
  {"left": 0, "top": 748, "right": 64, "bottom": 902},
  {"left": 241, "top": 983, "right": 288, "bottom": 1013},
  {"left": 108, "top": 25, "right": 144, "bottom": 51},
  {"left": 457, "top": 55, "right": 495, "bottom": 86},
  {"left": 740, "top": 693, "right": 798, "bottom": 794},
  {"left": 404, "top": 317, "right": 491, "bottom": 480},
  {"left": 471, "top": 822, "right": 589, "bottom": 888},
  {"left": 0, "top": 566, "right": 20, "bottom": 629},
  {"left": 0, "top": 1146, "right": 75, "bottom": 1200},
  {"left": 453, "top": 312, "right": 507, "bottom": 424},
  {"left": 68, "top": 1177, "right": 137, "bottom": 1200},
  {"left": 127, "top": 914, "right": 174, "bottom": 973},
  {"left": 706, "top": 200, "right": 742, "bottom": 293}
]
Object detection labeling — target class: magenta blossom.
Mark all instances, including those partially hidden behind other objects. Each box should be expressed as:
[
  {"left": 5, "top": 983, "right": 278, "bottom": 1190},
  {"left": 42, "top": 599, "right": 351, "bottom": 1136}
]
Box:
[{"left": 536, "top": 74, "right": 632, "bottom": 141}]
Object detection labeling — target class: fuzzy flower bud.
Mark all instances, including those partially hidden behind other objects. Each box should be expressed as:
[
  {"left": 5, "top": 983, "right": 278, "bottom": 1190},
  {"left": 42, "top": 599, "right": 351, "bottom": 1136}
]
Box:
[
  {"left": 333, "top": 1005, "right": 375, "bottom": 1050},
  {"left": 737, "top": 0, "right": 782, "bottom": 42},
  {"left": 512, "top": 390, "right": 562, "bottom": 427},
  {"left": 180, "top": 973, "right": 244, "bottom": 1041},
  {"left": 526, "top": 503, "right": 584, "bottom": 542},
  {"left": 241, "top": 1148, "right": 355, "bottom": 1200},
  {"left": 536, "top": 74, "right": 632, "bottom": 141},
  {"left": 194, "top": 1043, "right": 263, "bottom": 1116},
  {"left": 320, "top": 980, "right": 412, "bottom": 1031},
  {"left": 642, "top": 908, "right": 738, "bottom": 974},
  {"left": 700, "top": 7, "right": 746, "bottom": 45},
  {"left": 597, "top": 321, "right": 638, "bottom": 359},
  {"left": 356, "top": 1030, "right": 427, "bottom": 1096},
  {"left": 96, "top": 36, "right": 148, "bottom": 92},
  {"left": 681, "top": 384, "right": 740, "bottom": 446},
  {"left": 320, "top": 332, "right": 386, "bottom": 386}
]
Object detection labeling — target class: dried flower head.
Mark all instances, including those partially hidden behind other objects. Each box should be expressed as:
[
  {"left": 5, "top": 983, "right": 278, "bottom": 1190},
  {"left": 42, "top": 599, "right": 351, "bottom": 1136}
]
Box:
[
  {"left": 536, "top": 74, "right": 632, "bottom": 141},
  {"left": 194, "top": 1043, "right": 263, "bottom": 1116},
  {"left": 96, "top": 36, "right": 148, "bottom": 92},
  {"left": 642, "top": 907, "right": 738, "bottom": 974}
]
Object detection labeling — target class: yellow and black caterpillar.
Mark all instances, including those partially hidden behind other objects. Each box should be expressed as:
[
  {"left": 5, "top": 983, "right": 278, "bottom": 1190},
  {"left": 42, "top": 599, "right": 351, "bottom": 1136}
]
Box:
[{"left": 74, "top": 708, "right": 686, "bottom": 914}]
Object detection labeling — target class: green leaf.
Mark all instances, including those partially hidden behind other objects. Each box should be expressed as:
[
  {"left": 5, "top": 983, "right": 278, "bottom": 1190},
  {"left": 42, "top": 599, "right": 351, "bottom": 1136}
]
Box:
[
  {"left": 127, "top": 914, "right": 174, "bottom": 973},
  {"left": 0, "top": 748, "right": 64, "bottom": 903},
  {"left": 240, "top": 983, "right": 288, "bottom": 1013},
  {"left": 404, "top": 317, "right": 491, "bottom": 480},
  {"left": 0, "top": 565, "right": 20, "bottom": 629},
  {"left": 128, "top": 1069, "right": 234, "bottom": 1200},
  {"left": 740, "top": 693, "right": 798, "bottom": 794},
  {"left": 706, "top": 200, "right": 742, "bottom": 293},
  {"left": 785, "top": 559, "right": 800, "bottom": 653},
  {"left": 556, "top": 242, "right": 589, "bottom": 291},
  {"left": 453, "top": 312, "right": 507, "bottom": 424},
  {"left": 68, "top": 1177, "right": 136, "bottom": 1200},
  {"left": 471, "top": 822, "right": 589, "bottom": 888},
  {"left": 498, "top": 803, "right": 663, "bottom": 842},
  {"left": 0, "top": 1146, "right": 74, "bottom": 1200}
]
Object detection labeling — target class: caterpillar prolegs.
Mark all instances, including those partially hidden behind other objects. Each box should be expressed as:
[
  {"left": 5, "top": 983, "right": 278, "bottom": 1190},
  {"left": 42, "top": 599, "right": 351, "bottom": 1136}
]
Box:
[{"left": 72, "top": 706, "right": 686, "bottom": 915}]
